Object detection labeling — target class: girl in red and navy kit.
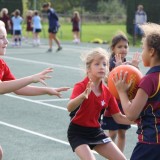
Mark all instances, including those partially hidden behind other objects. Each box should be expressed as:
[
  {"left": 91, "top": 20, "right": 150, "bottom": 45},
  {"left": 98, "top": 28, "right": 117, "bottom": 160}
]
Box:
[
  {"left": 113, "top": 23, "right": 160, "bottom": 160},
  {"left": 67, "top": 48, "right": 133, "bottom": 160}
]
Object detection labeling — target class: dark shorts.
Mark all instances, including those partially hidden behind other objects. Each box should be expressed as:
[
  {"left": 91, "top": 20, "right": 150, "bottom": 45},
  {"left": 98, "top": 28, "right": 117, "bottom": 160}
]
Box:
[
  {"left": 130, "top": 142, "right": 160, "bottom": 160},
  {"left": 33, "top": 29, "right": 41, "bottom": 33},
  {"left": 48, "top": 26, "right": 59, "bottom": 33},
  {"left": 101, "top": 116, "right": 131, "bottom": 130},
  {"left": 72, "top": 27, "right": 80, "bottom": 32},
  {"left": 67, "top": 123, "right": 111, "bottom": 152},
  {"left": 134, "top": 24, "right": 144, "bottom": 36},
  {"left": 13, "top": 30, "right": 21, "bottom": 35}
]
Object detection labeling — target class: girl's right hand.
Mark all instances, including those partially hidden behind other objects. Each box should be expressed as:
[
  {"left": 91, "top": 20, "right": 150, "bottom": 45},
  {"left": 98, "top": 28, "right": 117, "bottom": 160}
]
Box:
[
  {"left": 31, "top": 68, "right": 53, "bottom": 85},
  {"left": 83, "top": 79, "right": 93, "bottom": 99},
  {"left": 114, "top": 54, "right": 123, "bottom": 67}
]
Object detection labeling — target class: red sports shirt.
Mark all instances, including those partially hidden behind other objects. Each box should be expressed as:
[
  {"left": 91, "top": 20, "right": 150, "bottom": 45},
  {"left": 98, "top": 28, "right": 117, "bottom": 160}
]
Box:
[
  {"left": 0, "top": 59, "right": 15, "bottom": 81},
  {"left": 70, "top": 77, "right": 120, "bottom": 127}
]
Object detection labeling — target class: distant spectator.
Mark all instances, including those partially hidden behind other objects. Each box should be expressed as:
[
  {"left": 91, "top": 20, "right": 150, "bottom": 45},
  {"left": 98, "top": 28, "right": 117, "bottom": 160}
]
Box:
[
  {"left": 32, "top": 10, "right": 42, "bottom": 46},
  {"left": 71, "top": 11, "right": 81, "bottom": 44},
  {"left": 11, "top": 9, "right": 23, "bottom": 46},
  {"left": 0, "top": 8, "right": 11, "bottom": 33},
  {"left": 134, "top": 5, "right": 147, "bottom": 39},
  {"left": 25, "top": 10, "right": 33, "bottom": 42},
  {"left": 42, "top": 2, "right": 62, "bottom": 52}
]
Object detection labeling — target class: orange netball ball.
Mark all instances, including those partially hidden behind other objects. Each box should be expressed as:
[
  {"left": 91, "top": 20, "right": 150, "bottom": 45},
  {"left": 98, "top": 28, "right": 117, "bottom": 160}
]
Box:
[{"left": 108, "top": 65, "right": 143, "bottom": 100}]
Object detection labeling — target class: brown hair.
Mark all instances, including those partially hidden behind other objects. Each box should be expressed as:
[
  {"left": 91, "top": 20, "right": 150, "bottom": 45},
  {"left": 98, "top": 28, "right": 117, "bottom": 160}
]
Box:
[
  {"left": 140, "top": 23, "right": 160, "bottom": 59},
  {"left": 110, "top": 32, "right": 129, "bottom": 59}
]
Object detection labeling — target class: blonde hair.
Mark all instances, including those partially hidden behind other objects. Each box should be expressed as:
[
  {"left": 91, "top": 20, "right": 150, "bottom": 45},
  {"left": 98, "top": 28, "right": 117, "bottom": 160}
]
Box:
[
  {"left": 74, "top": 11, "right": 80, "bottom": 19},
  {"left": 26, "top": 10, "right": 33, "bottom": 16},
  {"left": 0, "top": 8, "right": 8, "bottom": 18},
  {"left": 139, "top": 23, "right": 160, "bottom": 58},
  {"left": 81, "top": 47, "right": 109, "bottom": 74}
]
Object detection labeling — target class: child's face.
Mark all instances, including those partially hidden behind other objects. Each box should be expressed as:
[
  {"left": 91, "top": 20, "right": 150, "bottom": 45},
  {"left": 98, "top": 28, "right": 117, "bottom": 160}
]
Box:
[
  {"left": 88, "top": 57, "right": 108, "bottom": 79},
  {"left": 112, "top": 40, "right": 128, "bottom": 60},
  {"left": 142, "top": 40, "right": 150, "bottom": 66},
  {"left": 0, "top": 26, "right": 8, "bottom": 56}
]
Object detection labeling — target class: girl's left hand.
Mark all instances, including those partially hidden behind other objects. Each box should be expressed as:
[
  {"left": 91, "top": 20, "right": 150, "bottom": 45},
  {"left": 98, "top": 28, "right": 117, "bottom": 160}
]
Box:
[{"left": 112, "top": 70, "right": 132, "bottom": 93}]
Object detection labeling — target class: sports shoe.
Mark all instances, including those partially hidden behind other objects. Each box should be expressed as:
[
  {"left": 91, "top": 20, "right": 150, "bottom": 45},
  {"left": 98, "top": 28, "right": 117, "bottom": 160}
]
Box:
[
  {"left": 56, "top": 46, "right": 62, "bottom": 52},
  {"left": 47, "top": 48, "right": 52, "bottom": 52}
]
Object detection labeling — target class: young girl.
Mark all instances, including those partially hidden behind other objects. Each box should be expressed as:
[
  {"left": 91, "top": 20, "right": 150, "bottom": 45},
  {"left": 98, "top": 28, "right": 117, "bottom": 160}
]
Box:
[
  {"left": 0, "top": 20, "right": 69, "bottom": 160},
  {"left": 71, "top": 11, "right": 81, "bottom": 44},
  {"left": 67, "top": 47, "right": 133, "bottom": 160},
  {"left": 11, "top": 9, "right": 23, "bottom": 46},
  {"left": 32, "top": 10, "right": 42, "bottom": 46},
  {"left": 113, "top": 23, "right": 160, "bottom": 160},
  {"left": 25, "top": 10, "right": 33, "bottom": 42},
  {"left": 101, "top": 33, "right": 139, "bottom": 152}
]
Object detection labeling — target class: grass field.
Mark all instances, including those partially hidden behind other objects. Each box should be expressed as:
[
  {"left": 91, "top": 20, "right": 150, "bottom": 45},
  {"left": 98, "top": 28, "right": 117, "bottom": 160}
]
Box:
[{"left": 19, "top": 23, "right": 138, "bottom": 46}]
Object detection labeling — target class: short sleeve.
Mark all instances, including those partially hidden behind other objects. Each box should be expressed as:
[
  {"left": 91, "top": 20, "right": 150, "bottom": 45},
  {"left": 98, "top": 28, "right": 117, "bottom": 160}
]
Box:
[
  {"left": 107, "top": 94, "right": 120, "bottom": 115},
  {"left": 70, "top": 83, "right": 85, "bottom": 99},
  {"left": 138, "top": 74, "right": 158, "bottom": 97},
  {"left": 0, "top": 59, "right": 15, "bottom": 81}
]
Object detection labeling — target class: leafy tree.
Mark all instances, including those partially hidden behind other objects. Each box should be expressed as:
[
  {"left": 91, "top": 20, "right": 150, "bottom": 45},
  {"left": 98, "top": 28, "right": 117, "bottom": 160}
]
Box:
[
  {"left": 126, "top": 0, "right": 160, "bottom": 35},
  {"left": 0, "top": 0, "right": 23, "bottom": 15},
  {"left": 97, "top": 0, "right": 126, "bottom": 23}
]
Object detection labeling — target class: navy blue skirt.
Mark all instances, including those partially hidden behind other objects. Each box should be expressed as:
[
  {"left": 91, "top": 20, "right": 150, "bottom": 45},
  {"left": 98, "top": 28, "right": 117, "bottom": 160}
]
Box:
[
  {"left": 67, "top": 123, "right": 111, "bottom": 152},
  {"left": 101, "top": 116, "right": 131, "bottom": 130},
  {"left": 131, "top": 142, "right": 160, "bottom": 160}
]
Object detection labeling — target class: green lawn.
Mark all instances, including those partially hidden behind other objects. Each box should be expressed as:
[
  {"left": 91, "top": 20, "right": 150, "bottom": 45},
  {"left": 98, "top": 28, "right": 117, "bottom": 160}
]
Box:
[{"left": 18, "top": 23, "right": 138, "bottom": 46}]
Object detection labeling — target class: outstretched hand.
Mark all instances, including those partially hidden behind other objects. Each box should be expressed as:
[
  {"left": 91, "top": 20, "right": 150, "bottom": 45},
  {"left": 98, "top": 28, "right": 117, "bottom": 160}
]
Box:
[
  {"left": 114, "top": 54, "right": 123, "bottom": 67},
  {"left": 84, "top": 79, "right": 93, "bottom": 99},
  {"left": 31, "top": 68, "right": 53, "bottom": 86},
  {"left": 112, "top": 70, "right": 132, "bottom": 93},
  {"left": 48, "top": 87, "right": 70, "bottom": 98},
  {"left": 131, "top": 52, "right": 141, "bottom": 68}
]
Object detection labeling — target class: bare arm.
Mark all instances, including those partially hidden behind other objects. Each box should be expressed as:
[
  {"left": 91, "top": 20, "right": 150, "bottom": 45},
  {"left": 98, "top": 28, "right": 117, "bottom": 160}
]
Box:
[
  {"left": 113, "top": 71, "right": 148, "bottom": 121},
  {"left": 14, "top": 86, "right": 70, "bottom": 97},
  {"left": 112, "top": 112, "right": 134, "bottom": 125},
  {"left": 0, "top": 68, "right": 53, "bottom": 94},
  {"left": 67, "top": 80, "right": 92, "bottom": 112}
]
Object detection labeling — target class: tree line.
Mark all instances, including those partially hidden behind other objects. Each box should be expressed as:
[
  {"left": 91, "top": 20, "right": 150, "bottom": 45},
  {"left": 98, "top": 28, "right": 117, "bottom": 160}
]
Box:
[{"left": 0, "top": 0, "right": 160, "bottom": 36}]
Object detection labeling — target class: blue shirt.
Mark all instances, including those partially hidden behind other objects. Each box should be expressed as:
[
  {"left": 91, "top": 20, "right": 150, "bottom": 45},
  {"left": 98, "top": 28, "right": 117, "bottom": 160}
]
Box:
[
  {"left": 12, "top": 16, "right": 23, "bottom": 30},
  {"left": 47, "top": 8, "right": 59, "bottom": 28}
]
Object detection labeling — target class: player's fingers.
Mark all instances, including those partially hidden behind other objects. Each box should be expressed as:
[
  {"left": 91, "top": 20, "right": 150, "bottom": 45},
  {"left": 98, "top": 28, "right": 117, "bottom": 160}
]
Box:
[
  {"left": 40, "top": 80, "right": 47, "bottom": 86},
  {"left": 128, "top": 79, "right": 133, "bottom": 89},
  {"left": 119, "top": 70, "right": 123, "bottom": 81},
  {"left": 123, "top": 71, "right": 128, "bottom": 83}
]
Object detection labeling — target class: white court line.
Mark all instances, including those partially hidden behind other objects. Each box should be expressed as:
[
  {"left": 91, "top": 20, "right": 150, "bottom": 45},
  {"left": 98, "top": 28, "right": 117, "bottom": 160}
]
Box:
[
  {"left": 0, "top": 120, "right": 98, "bottom": 154},
  {"left": 5, "top": 94, "right": 67, "bottom": 111},
  {"left": 36, "top": 98, "right": 69, "bottom": 102},
  {"left": 4, "top": 56, "right": 83, "bottom": 71},
  {"left": 0, "top": 121, "right": 69, "bottom": 145},
  {"left": 5, "top": 94, "right": 137, "bottom": 129}
]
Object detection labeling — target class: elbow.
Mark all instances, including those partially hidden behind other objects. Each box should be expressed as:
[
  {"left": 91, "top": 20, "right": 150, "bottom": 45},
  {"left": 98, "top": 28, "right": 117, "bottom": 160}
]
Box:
[
  {"left": 67, "top": 107, "right": 72, "bottom": 112},
  {"left": 67, "top": 103, "right": 72, "bottom": 112},
  {"left": 126, "top": 114, "right": 138, "bottom": 121}
]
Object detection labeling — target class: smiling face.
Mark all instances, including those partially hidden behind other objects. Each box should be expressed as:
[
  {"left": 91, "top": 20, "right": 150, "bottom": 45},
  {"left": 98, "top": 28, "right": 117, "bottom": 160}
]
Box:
[
  {"left": 0, "top": 23, "right": 8, "bottom": 56},
  {"left": 112, "top": 39, "right": 129, "bottom": 60}
]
